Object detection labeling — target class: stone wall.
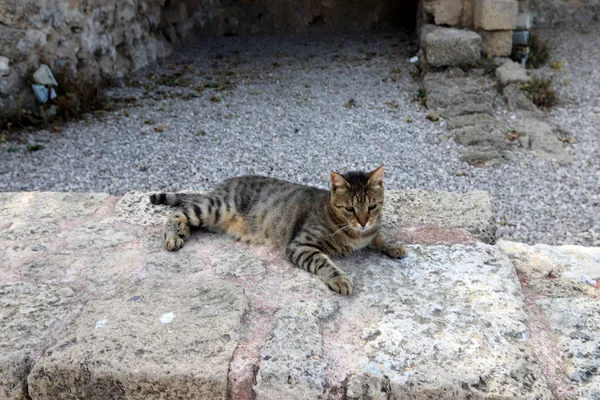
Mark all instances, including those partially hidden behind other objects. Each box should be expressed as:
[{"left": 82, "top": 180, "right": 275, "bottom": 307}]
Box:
[
  {"left": 0, "top": 0, "right": 415, "bottom": 122},
  {"left": 0, "top": 0, "right": 193, "bottom": 118}
]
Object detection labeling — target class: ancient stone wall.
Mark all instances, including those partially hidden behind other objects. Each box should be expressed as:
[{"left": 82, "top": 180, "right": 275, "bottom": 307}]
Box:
[
  {"left": 0, "top": 0, "right": 188, "bottom": 117},
  {"left": 0, "top": 0, "right": 415, "bottom": 121}
]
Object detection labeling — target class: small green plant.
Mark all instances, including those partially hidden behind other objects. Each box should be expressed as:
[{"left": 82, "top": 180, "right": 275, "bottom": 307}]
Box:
[
  {"left": 550, "top": 60, "right": 565, "bottom": 70},
  {"left": 26, "top": 144, "right": 45, "bottom": 152},
  {"left": 521, "top": 77, "right": 557, "bottom": 109},
  {"left": 415, "top": 88, "right": 427, "bottom": 107}
]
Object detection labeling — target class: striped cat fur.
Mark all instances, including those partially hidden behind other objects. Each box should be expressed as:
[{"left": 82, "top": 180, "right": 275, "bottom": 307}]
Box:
[{"left": 150, "top": 166, "right": 406, "bottom": 295}]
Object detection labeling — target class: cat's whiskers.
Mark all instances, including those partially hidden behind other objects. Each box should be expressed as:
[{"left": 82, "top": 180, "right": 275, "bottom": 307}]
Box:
[{"left": 329, "top": 225, "right": 352, "bottom": 237}]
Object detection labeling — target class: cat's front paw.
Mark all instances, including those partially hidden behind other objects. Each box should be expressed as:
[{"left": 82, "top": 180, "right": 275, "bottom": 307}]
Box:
[
  {"left": 382, "top": 244, "right": 407, "bottom": 259},
  {"left": 327, "top": 275, "right": 353, "bottom": 296}
]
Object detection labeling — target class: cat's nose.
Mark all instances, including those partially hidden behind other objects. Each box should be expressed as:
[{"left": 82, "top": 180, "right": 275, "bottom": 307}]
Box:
[{"left": 357, "top": 215, "right": 368, "bottom": 227}]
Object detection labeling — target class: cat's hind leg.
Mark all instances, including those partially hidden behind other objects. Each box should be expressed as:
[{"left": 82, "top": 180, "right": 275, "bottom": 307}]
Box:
[
  {"left": 163, "top": 210, "right": 192, "bottom": 251},
  {"left": 161, "top": 199, "right": 206, "bottom": 251}
]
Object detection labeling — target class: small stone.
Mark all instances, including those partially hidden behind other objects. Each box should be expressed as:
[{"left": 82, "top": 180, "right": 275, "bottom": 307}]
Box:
[
  {"left": 496, "top": 60, "right": 530, "bottom": 86},
  {"left": 33, "top": 64, "right": 58, "bottom": 86},
  {"left": 0, "top": 56, "right": 9, "bottom": 76},
  {"left": 426, "top": 112, "right": 440, "bottom": 122}
]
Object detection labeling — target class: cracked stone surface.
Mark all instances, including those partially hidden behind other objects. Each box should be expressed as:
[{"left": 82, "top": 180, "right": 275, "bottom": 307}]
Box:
[
  {"left": 2, "top": 191, "right": 598, "bottom": 399},
  {"left": 499, "top": 240, "right": 600, "bottom": 399},
  {"left": 0, "top": 283, "right": 80, "bottom": 400},
  {"left": 27, "top": 279, "right": 248, "bottom": 400}
]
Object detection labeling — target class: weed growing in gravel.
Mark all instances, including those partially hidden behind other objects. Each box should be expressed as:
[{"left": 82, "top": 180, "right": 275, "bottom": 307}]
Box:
[
  {"left": 415, "top": 88, "right": 427, "bottom": 107},
  {"left": 520, "top": 77, "right": 558, "bottom": 109},
  {"left": 26, "top": 144, "right": 44, "bottom": 152},
  {"left": 550, "top": 61, "right": 565, "bottom": 70}
]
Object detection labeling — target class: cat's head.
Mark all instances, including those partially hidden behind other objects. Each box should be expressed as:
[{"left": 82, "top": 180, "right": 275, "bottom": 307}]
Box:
[{"left": 329, "top": 166, "right": 384, "bottom": 232}]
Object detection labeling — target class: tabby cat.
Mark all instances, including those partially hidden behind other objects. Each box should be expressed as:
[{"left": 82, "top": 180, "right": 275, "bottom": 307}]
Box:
[{"left": 149, "top": 166, "right": 406, "bottom": 295}]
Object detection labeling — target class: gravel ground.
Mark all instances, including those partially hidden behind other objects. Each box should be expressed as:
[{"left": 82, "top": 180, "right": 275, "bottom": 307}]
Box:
[{"left": 0, "top": 29, "right": 598, "bottom": 246}]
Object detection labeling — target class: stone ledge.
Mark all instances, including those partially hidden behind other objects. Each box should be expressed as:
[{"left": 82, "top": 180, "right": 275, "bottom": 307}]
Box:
[{"left": 0, "top": 190, "right": 564, "bottom": 400}]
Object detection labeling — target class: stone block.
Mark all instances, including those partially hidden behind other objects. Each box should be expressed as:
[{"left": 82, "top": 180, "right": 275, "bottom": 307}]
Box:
[
  {"left": 512, "top": 119, "right": 571, "bottom": 163},
  {"left": 383, "top": 189, "right": 496, "bottom": 244},
  {"left": 0, "top": 283, "right": 80, "bottom": 400},
  {"left": 341, "top": 244, "right": 552, "bottom": 399},
  {"left": 475, "top": 0, "right": 518, "bottom": 30},
  {"left": 498, "top": 241, "right": 600, "bottom": 297},
  {"left": 447, "top": 112, "right": 497, "bottom": 129},
  {"left": 536, "top": 298, "right": 600, "bottom": 399},
  {"left": 422, "top": 25, "right": 482, "bottom": 67},
  {"left": 423, "top": 0, "right": 464, "bottom": 26},
  {"left": 254, "top": 301, "right": 339, "bottom": 399},
  {"left": 479, "top": 29, "right": 513, "bottom": 56},
  {"left": 423, "top": 74, "right": 496, "bottom": 109},
  {"left": 495, "top": 59, "right": 530, "bottom": 86},
  {"left": 27, "top": 279, "right": 248, "bottom": 400}
]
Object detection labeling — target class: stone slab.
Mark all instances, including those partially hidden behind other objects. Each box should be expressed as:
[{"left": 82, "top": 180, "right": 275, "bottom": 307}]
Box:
[
  {"left": 512, "top": 118, "right": 571, "bottom": 163},
  {"left": 338, "top": 243, "right": 552, "bottom": 399},
  {"left": 0, "top": 190, "right": 555, "bottom": 400},
  {"left": 498, "top": 240, "right": 599, "bottom": 298},
  {"left": 536, "top": 297, "right": 600, "bottom": 399},
  {"left": 27, "top": 279, "right": 248, "bottom": 400},
  {"left": 498, "top": 240, "right": 600, "bottom": 398},
  {"left": 0, "top": 283, "right": 80, "bottom": 400},
  {"left": 422, "top": 25, "right": 482, "bottom": 68},
  {"left": 384, "top": 190, "right": 496, "bottom": 244},
  {"left": 447, "top": 112, "right": 498, "bottom": 129},
  {"left": 423, "top": 73, "right": 496, "bottom": 110}
]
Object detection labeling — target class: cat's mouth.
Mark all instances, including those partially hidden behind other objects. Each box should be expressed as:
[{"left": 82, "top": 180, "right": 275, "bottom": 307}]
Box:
[{"left": 352, "top": 223, "right": 376, "bottom": 233}]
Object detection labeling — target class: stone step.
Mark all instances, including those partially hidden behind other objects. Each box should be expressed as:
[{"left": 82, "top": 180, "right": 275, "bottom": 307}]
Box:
[{"left": 0, "top": 191, "right": 596, "bottom": 399}]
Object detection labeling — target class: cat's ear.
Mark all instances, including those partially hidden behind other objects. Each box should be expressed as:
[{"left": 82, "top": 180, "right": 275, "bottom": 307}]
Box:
[
  {"left": 367, "top": 166, "right": 384, "bottom": 187},
  {"left": 330, "top": 171, "right": 349, "bottom": 191}
]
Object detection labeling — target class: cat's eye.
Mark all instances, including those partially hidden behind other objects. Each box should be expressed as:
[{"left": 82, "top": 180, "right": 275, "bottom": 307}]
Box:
[
  {"left": 368, "top": 204, "right": 377, "bottom": 211},
  {"left": 344, "top": 207, "right": 355, "bottom": 213}
]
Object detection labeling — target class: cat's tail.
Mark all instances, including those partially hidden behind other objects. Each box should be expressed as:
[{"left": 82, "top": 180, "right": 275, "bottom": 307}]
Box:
[{"left": 149, "top": 193, "right": 182, "bottom": 206}]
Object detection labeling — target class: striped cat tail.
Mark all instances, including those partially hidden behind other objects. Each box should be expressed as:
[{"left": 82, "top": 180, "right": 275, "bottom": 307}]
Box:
[{"left": 149, "top": 193, "right": 182, "bottom": 206}]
